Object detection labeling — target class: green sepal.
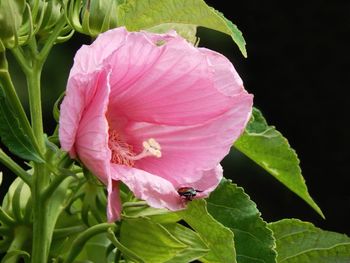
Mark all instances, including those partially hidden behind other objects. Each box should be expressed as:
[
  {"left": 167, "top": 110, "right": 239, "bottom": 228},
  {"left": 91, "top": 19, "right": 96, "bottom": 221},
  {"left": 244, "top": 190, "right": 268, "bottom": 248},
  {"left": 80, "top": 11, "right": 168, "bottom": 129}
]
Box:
[
  {"left": 1, "top": 177, "right": 31, "bottom": 224},
  {"left": 52, "top": 91, "right": 65, "bottom": 123}
]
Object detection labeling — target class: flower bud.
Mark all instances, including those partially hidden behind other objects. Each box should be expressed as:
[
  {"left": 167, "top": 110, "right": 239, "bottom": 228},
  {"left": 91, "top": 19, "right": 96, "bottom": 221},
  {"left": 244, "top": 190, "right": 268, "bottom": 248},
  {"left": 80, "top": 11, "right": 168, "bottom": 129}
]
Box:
[
  {"left": 65, "top": 0, "right": 118, "bottom": 36},
  {"left": 22, "top": 0, "right": 73, "bottom": 44},
  {"left": 0, "top": 0, "right": 26, "bottom": 51},
  {"left": 1, "top": 177, "right": 31, "bottom": 223},
  {"left": 37, "top": 0, "right": 63, "bottom": 35}
]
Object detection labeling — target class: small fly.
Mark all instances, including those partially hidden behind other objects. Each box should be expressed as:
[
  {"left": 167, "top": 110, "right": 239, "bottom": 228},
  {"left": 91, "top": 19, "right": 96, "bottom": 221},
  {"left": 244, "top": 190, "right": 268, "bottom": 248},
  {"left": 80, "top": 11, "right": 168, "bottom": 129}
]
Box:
[{"left": 177, "top": 187, "right": 203, "bottom": 201}]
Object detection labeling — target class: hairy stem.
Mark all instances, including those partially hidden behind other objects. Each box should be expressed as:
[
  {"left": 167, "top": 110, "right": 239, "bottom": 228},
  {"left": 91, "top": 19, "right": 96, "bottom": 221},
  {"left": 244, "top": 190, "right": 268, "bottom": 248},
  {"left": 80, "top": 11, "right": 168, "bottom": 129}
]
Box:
[{"left": 29, "top": 67, "right": 51, "bottom": 263}]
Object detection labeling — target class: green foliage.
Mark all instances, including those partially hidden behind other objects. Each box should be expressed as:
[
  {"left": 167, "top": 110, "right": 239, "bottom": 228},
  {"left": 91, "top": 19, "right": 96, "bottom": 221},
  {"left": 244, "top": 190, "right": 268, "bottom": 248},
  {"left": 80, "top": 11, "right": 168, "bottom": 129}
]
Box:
[
  {"left": 120, "top": 217, "right": 186, "bottom": 262},
  {"left": 207, "top": 179, "right": 277, "bottom": 263},
  {"left": 64, "top": 223, "right": 116, "bottom": 263},
  {"left": 124, "top": 204, "right": 182, "bottom": 224},
  {"left": 75, "top": 233, "right": 114, "bottom": 263},
  {"left": 179, "top": 199, "right": 236, "bottom": 263},
  {"left": 0, "top": 87, "right": 44, "bottom": 163},
  {"left": 234, "top": 108, "right": 323, "bottom": 217},
  {"left": 164, "top": 224, "right": 209, "bottom": 263},
  {"left": 117, "top": 0, "right": 247, "bottom": 56},
  {"left": 269, "top": 219, "right": 350, "bottom": 262},
  {"left": 147, "top": 23, "right": 198, "bottom": 45}
]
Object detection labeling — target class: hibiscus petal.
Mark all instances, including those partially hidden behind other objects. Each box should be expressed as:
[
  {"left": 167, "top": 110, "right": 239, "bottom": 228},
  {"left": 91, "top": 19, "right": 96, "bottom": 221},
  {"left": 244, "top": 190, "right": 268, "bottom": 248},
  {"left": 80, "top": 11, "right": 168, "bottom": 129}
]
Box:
[
  {"left": 199, "top": 47, "right": 245, "bottom": 97},
  {"left": 70, "top": 27, "right": 128, "bottom": 76},
  {"left": 110, "top": 165, "right": 185, "bottom": 211},
  {"left": 182, "top": 165, "right": 223, "bottom": 198},
  {"left": 66, "top": 68, "right": 111, "bottom": 183},
  {"left": 98, "top": 29, "right": 248, "bottom": 126},
  {"left": 124, "top": 93, "right": 253, "bottom": 186},
  {"left": 59, "top": 69, "right": 106, "bottom": 155}
]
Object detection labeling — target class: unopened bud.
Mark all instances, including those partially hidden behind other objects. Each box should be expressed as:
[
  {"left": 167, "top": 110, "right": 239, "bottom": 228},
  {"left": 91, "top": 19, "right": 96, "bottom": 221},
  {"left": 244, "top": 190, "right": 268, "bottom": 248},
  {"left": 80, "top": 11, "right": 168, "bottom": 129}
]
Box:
[
  {"left": 65, "top": 0, "right": 118, "bottom": 36},
  {"left": 0, "top": 0, "right": 26, "bottom": 51},
  {"left": 37, "top": 0, "right": 63, "bottom": 35}
]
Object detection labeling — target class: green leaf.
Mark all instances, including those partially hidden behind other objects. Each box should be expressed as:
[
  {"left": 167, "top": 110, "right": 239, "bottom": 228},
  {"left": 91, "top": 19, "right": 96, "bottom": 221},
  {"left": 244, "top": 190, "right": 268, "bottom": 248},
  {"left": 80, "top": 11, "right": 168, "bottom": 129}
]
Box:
[
  {"left": 123, "top": 202, "right": 182, "bottom": 224},
  {"left": 107, "top": 228, "right": 145, "bottom": 263},
  {"left": 117, "top": 0, "right": 247, "bottom": 56},
  {"left": 75, "top": 233, "right": 114, "bottom": 263},
  {"left": 207, "top": 179, "right": 277, "bottom": 263},
  {"left": 164, "top": 223, "right": 209, "bottom": 263},
  {"left": 269, "top": 219, "right": 350, "bottom": 263},
  {"left": 120, "top": 217, "right": 186, "bottom": 263},
  {"left": 0, "top": 87, "right": 44, "bottom": 163},
  {"left": 147, "top": 23, "right": 198, "bottom": 45},
  {"left": 64, "top": 223, "right": 116, "bottom": 263},
  {"left": 234, "top": 108, "right": 324, "bottom": 218},
  {"left": 179, "top": 199, "right": 236, "bottom": 263}
]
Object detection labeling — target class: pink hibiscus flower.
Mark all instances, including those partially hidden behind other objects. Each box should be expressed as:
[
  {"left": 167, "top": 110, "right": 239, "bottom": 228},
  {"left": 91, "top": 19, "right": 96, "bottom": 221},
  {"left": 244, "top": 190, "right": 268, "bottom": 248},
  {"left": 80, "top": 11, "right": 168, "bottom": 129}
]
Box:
[{"left": 59, "top": 27, "right": 253, "bottom": 222}]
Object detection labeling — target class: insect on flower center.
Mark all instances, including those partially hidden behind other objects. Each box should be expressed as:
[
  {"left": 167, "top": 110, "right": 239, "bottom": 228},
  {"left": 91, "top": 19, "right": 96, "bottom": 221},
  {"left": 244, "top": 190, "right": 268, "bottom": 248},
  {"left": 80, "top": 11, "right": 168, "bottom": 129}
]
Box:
[{"left": 108, "top": 130, "right": 162, "bottom": 167}]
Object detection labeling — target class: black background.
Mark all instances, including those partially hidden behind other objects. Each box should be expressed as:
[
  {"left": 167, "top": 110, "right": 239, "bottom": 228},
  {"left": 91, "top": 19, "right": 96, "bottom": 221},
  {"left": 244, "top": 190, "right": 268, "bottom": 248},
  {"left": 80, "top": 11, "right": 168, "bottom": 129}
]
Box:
[
  {"left": 0, "top": 0, "right": 349, "bottom": 241},
  {"left": 204, "top": 0, "right": 350, "bottom": 235}
]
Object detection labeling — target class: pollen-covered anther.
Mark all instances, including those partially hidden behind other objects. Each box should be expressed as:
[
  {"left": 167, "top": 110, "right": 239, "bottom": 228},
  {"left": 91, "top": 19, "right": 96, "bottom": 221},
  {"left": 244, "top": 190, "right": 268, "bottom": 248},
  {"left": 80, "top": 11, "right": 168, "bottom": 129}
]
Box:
[
  {"left": 128, "top": 138, "right": 162, "bottom": 160},
  {"left": 143, "top": 138, "right": 162, "bottom": 158}
]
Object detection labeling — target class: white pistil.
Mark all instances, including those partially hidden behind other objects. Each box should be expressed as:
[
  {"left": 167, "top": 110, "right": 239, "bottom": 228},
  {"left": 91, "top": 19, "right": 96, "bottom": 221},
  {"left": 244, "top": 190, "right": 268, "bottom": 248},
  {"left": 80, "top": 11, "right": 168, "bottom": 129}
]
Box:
[{"left": 129, "top": 138, "right": 162, "bottom": 160}]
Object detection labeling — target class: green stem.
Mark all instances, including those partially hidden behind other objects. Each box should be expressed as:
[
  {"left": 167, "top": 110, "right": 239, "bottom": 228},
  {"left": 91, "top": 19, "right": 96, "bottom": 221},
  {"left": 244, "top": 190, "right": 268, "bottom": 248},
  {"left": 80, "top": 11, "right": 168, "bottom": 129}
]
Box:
[
  {"left": 31, "top": 167, "right": 50, "bottom": 263},
  {"left": 53, "top": 225, "right": 87, "bottom": 239},
  {"left": 27, "top": 63, "right": 45, "bottom": 150},
  {"left": 10, "top": 47, "right": 31, "bottom": 75},
  {"left": 123, "top": 201, "right": 148, "bottom": 208},
  {"left": 26, "top": 50, "right": 50, "bottom": 263},
  {"left": 41, "top": 171, "right": 70, "bottom": 201},
  {"left": 0, "top": 149, "right": 32, "bottom": 186},
  {"left": 38, "top": 15, "right": 67, "bottom": 63}
]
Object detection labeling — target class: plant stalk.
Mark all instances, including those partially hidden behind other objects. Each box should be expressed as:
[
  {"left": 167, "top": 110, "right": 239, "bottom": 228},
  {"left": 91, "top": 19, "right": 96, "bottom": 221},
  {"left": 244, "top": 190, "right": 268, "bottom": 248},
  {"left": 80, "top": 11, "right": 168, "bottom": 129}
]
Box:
[{"left": 26, "top": 60, "right": 51, "bottom": 263}]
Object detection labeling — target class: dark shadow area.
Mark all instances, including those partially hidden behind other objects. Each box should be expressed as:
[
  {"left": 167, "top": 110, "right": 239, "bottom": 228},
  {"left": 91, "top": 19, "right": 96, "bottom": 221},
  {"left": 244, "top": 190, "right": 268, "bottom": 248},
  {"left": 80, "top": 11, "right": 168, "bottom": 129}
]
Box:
[{"left": 204, "top": 0, "right": 350, "bottom": 235}]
